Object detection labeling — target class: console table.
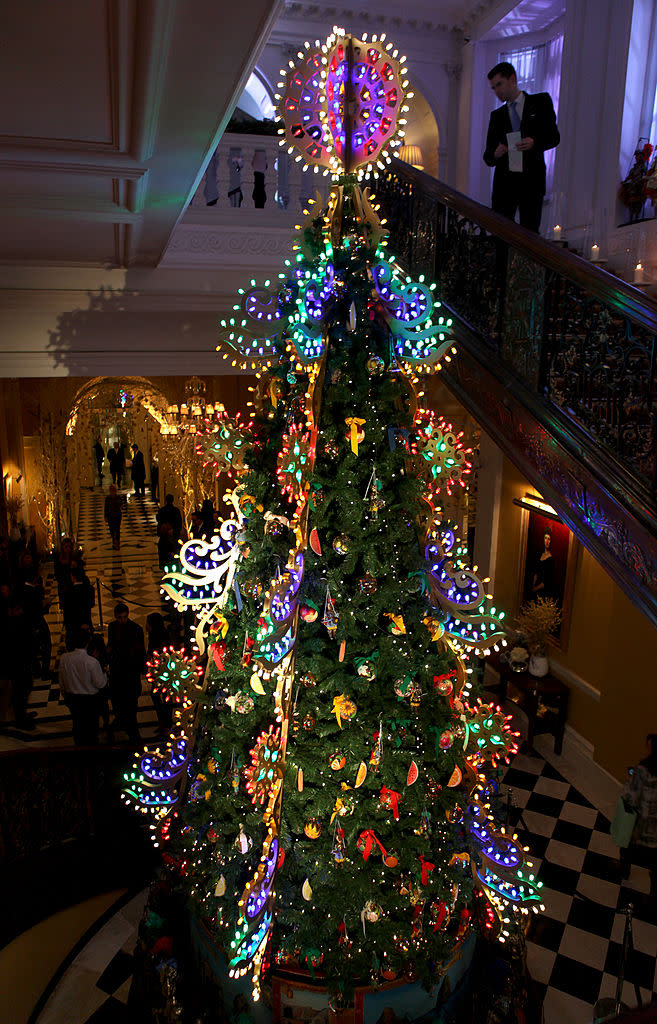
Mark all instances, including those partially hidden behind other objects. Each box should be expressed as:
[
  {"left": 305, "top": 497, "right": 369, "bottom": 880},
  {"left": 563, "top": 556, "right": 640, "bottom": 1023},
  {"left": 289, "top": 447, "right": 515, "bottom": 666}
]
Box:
[{"left": 485, "top": 655, "right": 569, "bottom": 755}]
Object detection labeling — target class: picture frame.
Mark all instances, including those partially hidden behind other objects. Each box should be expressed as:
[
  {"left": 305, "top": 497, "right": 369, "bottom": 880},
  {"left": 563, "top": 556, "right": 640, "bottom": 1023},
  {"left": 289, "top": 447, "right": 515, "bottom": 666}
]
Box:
[{"left": 517, "top": 506, "right": 577, "bottom": 652}]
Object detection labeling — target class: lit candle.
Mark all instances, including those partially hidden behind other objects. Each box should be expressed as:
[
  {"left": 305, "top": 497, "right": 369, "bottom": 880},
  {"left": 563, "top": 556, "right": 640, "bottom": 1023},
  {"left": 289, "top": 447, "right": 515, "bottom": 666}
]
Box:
[
  {"left": 553, "top": 225, "right": 562, "bottom": 241},
  {"left": 634, "top": 262, "right": 644, "bottom": 284},
  {"left": 590, "top": 244, "right": 600, "bottom": 261}
]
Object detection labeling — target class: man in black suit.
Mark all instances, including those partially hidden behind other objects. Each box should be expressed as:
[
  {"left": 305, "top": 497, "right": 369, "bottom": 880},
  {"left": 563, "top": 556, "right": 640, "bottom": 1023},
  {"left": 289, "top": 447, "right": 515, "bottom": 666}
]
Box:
[{"left": 483, "top": 61, "right": 560, "bottom": 233}]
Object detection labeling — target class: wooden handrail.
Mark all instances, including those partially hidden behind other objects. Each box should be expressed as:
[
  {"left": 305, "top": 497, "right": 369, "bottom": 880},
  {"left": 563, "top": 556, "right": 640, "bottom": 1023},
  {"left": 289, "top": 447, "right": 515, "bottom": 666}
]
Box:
[{"left": 388, "top": 157, "right": 657, "bottom": 332}]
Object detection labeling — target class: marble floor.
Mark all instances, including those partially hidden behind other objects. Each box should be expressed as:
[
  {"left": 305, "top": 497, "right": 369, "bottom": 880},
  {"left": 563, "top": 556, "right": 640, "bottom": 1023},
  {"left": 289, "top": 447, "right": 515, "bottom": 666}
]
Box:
[
  {"left": 2, "top": 486, "right": 655, "bottom": 1022},
  {"left": 0, "top": 484, "right": 165, "bottom": 750}
]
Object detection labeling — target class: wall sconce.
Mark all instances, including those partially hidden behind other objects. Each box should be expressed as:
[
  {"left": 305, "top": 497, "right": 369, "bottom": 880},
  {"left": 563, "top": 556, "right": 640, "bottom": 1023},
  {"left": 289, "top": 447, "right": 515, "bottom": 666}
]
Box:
[{"left": 512, "top": 492, "right": 560, "bottom": 521}]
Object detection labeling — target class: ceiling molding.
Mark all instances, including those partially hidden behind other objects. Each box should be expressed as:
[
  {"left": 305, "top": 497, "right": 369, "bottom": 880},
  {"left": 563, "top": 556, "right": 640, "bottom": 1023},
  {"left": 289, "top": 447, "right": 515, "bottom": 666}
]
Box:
[
  {"left": 130, "top": 0, "right": 177, "bottom": 162},
  {"left": 0, "top": 150, "right": 148, "bottom": 179},
  {"left": 0, "top": 198, "right": 140, "bottom": 223}
]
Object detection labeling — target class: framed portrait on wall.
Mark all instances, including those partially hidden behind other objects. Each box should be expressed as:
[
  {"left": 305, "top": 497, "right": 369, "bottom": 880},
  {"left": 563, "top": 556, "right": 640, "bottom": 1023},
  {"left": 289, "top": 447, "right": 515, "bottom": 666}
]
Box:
[{"left": 517, "top": 506, "right": 578, "bottom": 651}]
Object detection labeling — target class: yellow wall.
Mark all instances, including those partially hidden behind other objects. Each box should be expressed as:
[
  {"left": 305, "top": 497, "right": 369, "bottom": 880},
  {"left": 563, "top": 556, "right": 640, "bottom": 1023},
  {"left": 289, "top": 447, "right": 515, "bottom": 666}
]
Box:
[{"left": 491, "top": 454, "right": 657, "bottom": 781}]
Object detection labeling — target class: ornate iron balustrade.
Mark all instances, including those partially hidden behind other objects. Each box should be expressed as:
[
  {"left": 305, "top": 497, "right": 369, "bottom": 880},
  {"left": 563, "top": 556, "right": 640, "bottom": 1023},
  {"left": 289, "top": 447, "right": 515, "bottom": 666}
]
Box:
[
  {"left": 375, "top": 160, "right": 657, "bottom": 495},
  {"left": 373, "top": 159, "right": 657, "bottom": 629}
]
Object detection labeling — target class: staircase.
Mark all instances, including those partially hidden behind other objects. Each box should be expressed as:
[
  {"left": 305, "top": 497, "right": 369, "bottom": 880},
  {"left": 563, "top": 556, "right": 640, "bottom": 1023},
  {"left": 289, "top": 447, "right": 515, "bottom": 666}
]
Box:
[{"left": 375, "top": 160, "right": 657, "bottom": 630}]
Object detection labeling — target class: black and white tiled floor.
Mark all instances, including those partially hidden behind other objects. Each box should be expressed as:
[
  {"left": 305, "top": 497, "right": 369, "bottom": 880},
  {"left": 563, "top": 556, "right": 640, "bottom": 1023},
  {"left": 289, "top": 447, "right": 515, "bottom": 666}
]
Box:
[
  {"left": 504, "top": 749, "right": 657, "bottom": 1021},
  {"left": 0, "top": 485, "right": 165, "bottom": 750},
  {"left": 5, "top": 487, "right": 656, "bottom": 1022},
  {"left": 28, "top": 738, "right": 657, "bottom": 1023}
]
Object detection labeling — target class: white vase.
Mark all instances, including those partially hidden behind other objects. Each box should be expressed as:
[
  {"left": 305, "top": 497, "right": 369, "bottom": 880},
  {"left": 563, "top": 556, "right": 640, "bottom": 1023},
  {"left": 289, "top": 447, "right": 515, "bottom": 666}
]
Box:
[{"left": 528, "top": 654, "right": 549, "bottom": 677}]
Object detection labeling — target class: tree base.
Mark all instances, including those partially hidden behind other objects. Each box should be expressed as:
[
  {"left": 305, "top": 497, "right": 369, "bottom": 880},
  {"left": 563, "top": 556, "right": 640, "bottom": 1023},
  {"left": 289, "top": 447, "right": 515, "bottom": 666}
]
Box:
[{"left": 189, "top": 916, "right": 477, "bottom": 1024}]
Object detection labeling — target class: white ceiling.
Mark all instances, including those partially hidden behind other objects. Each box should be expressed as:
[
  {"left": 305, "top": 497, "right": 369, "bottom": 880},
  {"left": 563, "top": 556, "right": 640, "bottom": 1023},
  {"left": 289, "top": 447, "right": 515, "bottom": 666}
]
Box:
[
  {"left": 0, "top": 0, "right": 284, "bottom": 269},
  {"left": 0, "top": 0, "right": 562, "bottom": 272}
]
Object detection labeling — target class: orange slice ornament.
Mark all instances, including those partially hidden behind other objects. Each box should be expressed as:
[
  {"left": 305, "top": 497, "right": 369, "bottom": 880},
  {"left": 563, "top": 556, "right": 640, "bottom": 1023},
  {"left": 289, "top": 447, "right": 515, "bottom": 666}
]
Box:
[{"left": 355, "top": 761, "right": 368, "bottom": 788}]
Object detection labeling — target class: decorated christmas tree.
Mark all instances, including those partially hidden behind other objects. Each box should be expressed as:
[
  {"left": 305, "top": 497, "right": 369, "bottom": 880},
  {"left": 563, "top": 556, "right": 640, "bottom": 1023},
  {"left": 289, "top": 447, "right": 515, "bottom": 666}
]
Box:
[{"left": 124, "top": 27, "right": 543, "bottom": 1007}]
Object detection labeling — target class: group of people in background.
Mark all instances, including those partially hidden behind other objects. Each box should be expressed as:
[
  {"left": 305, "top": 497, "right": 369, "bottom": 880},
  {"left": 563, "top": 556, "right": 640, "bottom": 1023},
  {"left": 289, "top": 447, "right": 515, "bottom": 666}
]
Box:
[
  {"left": 58, "top": 602, "right": 174, "bottom": 746},
  {"left": 0, "top": 529, "right": 50, "bottom": 730},
  {"left": 95, "top": 437, "right": 147, "bottom": 495}
]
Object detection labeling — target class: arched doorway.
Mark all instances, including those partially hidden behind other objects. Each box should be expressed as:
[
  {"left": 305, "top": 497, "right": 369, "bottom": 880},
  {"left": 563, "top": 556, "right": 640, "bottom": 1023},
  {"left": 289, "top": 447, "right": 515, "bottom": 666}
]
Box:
[{"left": 62, "top": 376, "right": 170, "bottom": 537}]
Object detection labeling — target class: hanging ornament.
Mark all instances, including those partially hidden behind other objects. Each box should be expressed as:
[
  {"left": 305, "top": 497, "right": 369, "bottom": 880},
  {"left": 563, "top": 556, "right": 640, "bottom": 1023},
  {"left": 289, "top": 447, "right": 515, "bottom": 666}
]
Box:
[
  {"left": 434, "top": 670, "right": 457, "bottom": 697},
  {"left": 207, "top": 756, "right": 218, "bottom": 774},
  {"left": 302, "top": 712, "right": 316, "bottom": 731},
  {"left": 424, "top": 616, "right": 445, "bottom": 641},
  {"left": 384, "top": 612, "right": 406, "bottom": 635},
  {"left": 383, "top": 850, "right": 399, "bottom": 868},
  {"left": 302, "top": 878, "right": 313, "bottom": 901},
  {"left": 379, "top": 786, "right": 402, "bottom": 820},
  {"left": 226, "top": 691, "right": 255, "bottom": 714},
  {"left": 408, "top": 680, "right": 423, "bottom": 707},
  {"left": 425, "top": 776, "right": 440, "bottom": 802},
  {"left": 300, "top": 602, "right": 319, "bottom": 623},
  {"left": 365, "top": 464, "right": 386, "bottom": 518},
  {"left": 329, "top": 750, "right": 346, "bottom": 770},
  {"left": 324, "top": 438, "right": 340, "bottom": 459},
  {"left": 310, "top": 485, "right": 324, "bottom": 510},
  {"left": 345, "top": 416, "right": 366, "bottom": 455},
  {"left": 347, "top": 301, "right": 357, "bottom": 332},
  {"left": 265, "top": 517, "right": 288, "bottom": 539},
  {"left": 407, "top": 760, "right": 419, "bottom": 786},
  {"left": 234, "top": 826, "right": 253, "bottom": 854},
  {"left": 322, "top": 586, "right": 339, "bottom": 637},
  {"left": 439, "top": 729, "right": 454, "bottom": 750},
  {"left": 447, "top": 766, "right": 462, "bottom": 787},
  {"left": 297, "top": 767, "right": 304, "bottom": 791},
  {"left": 309, "top": 528, "right": 322, "bottom": 556},
  {"left": 332, "top": 534, "right": 351, "bottom": 555},
  {"left": 215, "top": 875, "right": 226, "bottom": 897},
  {"left": 445, "top": 803, "right": 464, "bottom": 824},
  {"left": 249, "top": 673, "right": 266, "bottom": 696},
  {"left": 299, "top": 671, "right": 318, "bottom": 689},
  {"left": 356, "top": 659, "right": 376, "bottom": 680},
  {"left": 370, "top": 725, "right": 383, "bottom": 768},
  {"left": 358, "top": 572, "right": 378, "bottom": 595},
  {"left": 330, "top": 369, "right": 343, "bottom": 385},
  {"left": 394, "top": 676, "right": 412, "bottom": 698},
  {"left": 241, "top": 634, "right": 255, "bottom": 668},
  {"left": 362, "top": 901, "right": 382, "bottom": 927},
  {"left": 355, "top": 761, "right": 368, "bottom": 787},
  {"left": 366, "top": 354, "right": 385, "bottom": 376},
  {"left": 331, "top": 823, "right": 347, "bottom": 863},
  {"left": 429, "top": 901, "right": 450, "bottom": 931},
  {"left": 332, "top": 693, "right": 357, "bottom": 728},
  {"left": 227, "top": 750, "right": 240, "bottom": 791},
  {"left": 304, "top": 818, "right": 323, "bottom": 839},
  {"left": 239, "top": 578, "right": 262, "bottom": 600}
]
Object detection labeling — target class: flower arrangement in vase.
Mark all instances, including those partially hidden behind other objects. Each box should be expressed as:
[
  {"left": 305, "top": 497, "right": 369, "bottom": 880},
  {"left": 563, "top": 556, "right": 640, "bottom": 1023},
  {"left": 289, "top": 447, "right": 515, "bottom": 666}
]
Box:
[{"left": 515, "top": 597, "right": 562, "bottom": 677}]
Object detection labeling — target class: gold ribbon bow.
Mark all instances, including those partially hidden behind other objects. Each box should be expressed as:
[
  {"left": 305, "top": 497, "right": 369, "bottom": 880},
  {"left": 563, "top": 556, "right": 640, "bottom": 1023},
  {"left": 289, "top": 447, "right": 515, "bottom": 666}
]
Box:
[{"left": 345, "top": 417, "right": 366, "bottom": 455}]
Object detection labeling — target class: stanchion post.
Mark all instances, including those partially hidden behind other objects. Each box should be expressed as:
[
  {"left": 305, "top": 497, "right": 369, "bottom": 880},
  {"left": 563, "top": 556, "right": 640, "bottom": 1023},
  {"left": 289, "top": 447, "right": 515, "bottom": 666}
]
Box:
[{"left": 96, "top": 576, "right": 104, "bottom": 630}]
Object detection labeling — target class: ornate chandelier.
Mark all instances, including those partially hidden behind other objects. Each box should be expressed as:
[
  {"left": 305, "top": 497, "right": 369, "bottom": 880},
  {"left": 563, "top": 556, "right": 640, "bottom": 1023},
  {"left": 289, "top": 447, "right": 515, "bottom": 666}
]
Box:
[{"left": 161, "top": 376, "right": 222, "bottom": 435}]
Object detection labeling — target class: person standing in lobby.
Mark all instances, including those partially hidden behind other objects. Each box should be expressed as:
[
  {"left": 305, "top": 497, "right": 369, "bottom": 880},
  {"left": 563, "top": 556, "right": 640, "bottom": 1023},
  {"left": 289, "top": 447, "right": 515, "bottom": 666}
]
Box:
[
  {"left": 130, "top": 443, "right": 146, "bottom": 498},
  {"left": 59, "top": 628, "right": 108, "bottom": 746},
  {"left": 107, "top": 602, "right": 144, "bottom": 743},
  {"left": 483, "top": 61, "right": 560, "bottom": 233}
]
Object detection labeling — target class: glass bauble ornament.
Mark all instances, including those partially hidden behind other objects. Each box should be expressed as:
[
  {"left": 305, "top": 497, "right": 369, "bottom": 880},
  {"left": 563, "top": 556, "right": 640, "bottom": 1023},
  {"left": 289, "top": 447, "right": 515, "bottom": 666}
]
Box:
[
  {"left": 304, "top": 818, "right": 323, "bottom": 839},
  {"left": 324, "top": 439, "right": 340, "bottom": 458},
  {"left": 358, "top": 572, "right": 377, "bottom": 595},
  {"left": 299, "top": 671, "right": 317, "bottom": 689},
  {"left": 357, "top": 660, "right": 376, "bottom": 680},
  {"left": 329, "top": 750, "right": 346, "bottom": 770},
  {"left": 366, "top": 354, "right": 385, "bottom": 376},
  {"left": 332, "top": 534, "right": 351, "bottom": 555}
]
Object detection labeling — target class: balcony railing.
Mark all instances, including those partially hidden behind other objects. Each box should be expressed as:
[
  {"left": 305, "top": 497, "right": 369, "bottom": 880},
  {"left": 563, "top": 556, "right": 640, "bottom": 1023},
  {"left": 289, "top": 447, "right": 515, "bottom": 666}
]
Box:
[
  {"left": 375, "top": 160, "right": 657, "bottom": 495},
  {"left": 373, "top": 159, "right": 657, "bottom": 629},
  {"left": 190, "top": 132, "right": 330, "bottom": 213}
]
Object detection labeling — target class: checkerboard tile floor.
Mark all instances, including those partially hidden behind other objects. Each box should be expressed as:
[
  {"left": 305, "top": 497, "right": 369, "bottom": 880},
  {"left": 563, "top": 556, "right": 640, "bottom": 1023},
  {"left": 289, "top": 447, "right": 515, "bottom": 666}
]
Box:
[
  {"left": 0, "top": 486, "right": 166, "bottom": 749},
  {"left": 9, "top": 488, "right": 657, "bottom": 1022},
  {"left": 32, "top": 745, "right": 657, "bottom": 1022},
  {"left": 503, "top": 750, "right": 657, "bottom": 1021}
]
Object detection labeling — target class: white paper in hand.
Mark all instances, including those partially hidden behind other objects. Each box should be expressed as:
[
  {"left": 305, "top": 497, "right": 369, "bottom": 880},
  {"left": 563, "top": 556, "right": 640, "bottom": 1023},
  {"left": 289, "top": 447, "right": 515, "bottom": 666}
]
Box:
[{"left": 506, "top": 131, "right": 522, "bottom": 173}]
